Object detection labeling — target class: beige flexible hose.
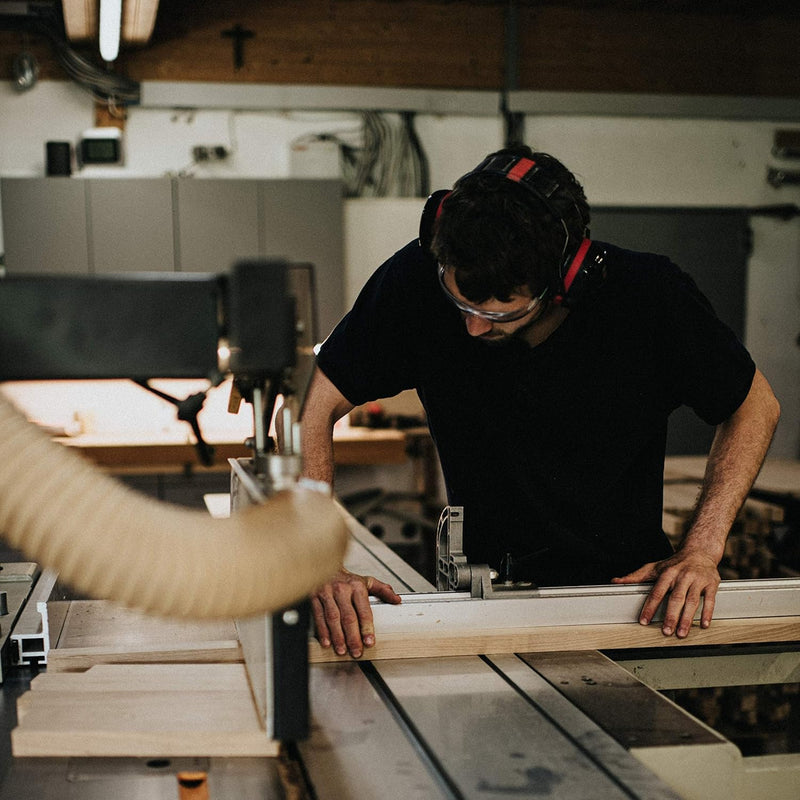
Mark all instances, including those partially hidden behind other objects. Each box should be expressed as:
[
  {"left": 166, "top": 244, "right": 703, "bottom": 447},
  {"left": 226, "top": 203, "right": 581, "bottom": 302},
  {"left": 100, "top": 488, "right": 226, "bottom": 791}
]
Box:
[{"left": 0, "top": 393, "right": 348, "bottom": 619}]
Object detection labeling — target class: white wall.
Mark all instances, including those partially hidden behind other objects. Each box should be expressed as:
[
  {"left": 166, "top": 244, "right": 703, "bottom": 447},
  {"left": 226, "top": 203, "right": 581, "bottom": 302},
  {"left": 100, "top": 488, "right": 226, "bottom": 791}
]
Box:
[
  {"left": 1, "top": 81, "right": 798, "bottom": 457},
  {"left": 526, "top": 115, "right": 800, "bottom": 459}
]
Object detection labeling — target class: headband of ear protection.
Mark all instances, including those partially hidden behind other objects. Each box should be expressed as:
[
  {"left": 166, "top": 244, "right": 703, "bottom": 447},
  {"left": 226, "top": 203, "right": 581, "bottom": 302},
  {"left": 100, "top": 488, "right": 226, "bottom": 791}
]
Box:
[{"left": 419, "top": 153, "right": 606, "bottom": 307}]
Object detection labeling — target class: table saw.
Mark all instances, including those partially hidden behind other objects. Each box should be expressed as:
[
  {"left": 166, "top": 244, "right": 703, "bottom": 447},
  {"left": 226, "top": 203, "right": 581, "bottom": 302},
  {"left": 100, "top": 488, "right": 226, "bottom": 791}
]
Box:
[
  {"left": 0, "top": 265, "right": 798, "bottom": 799},
  {"left": 0, "top": 511, "right": 798, "bottom": 800}
]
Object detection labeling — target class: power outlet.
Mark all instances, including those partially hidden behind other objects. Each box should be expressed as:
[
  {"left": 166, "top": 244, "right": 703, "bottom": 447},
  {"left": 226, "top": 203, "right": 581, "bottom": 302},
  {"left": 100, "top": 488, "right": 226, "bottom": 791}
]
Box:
[{"left": 192, "top": 145, "right": 230, "bottom": 162}]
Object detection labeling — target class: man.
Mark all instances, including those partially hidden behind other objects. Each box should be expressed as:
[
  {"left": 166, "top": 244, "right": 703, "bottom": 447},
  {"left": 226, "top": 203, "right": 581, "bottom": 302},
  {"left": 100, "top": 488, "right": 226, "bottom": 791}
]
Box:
[{"left": 302, "top": 146, "right": 780, "bottom": 658}]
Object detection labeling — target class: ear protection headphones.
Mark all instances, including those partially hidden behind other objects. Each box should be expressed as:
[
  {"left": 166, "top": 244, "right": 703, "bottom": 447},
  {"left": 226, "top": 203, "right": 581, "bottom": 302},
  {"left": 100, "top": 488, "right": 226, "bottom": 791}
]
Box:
[{"left": 419, "top": 153, "right": 607, "bottom": 307}]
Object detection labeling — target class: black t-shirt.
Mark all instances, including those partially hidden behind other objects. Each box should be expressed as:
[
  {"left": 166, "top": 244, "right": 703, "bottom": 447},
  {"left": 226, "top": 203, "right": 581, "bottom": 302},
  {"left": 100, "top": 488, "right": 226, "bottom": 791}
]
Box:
[{"left": 317, "top": 240, "right": 756, "bottom": 586}]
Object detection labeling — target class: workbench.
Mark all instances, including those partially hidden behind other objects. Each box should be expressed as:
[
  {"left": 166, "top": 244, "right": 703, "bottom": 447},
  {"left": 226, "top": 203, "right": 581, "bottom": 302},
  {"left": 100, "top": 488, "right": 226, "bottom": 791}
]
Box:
[
  {"left": 55, "top": 425, "right": 440, "bottom": 528},
  {"left": 57, "top": 426, "right": 426, "bottom": 472},
  {"left": 2, "top": 379, "right": 435, "bottom": 477}
]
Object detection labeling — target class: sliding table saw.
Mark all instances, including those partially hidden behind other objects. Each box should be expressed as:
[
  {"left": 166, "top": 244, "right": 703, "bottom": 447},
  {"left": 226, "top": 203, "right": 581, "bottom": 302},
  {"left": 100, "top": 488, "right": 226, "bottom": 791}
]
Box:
[
  {"left": 0, "top": 266, "right": 799, "bottom": 799},
  {"left": 0, "top": 512, "right": 799, "bottom": 800}
]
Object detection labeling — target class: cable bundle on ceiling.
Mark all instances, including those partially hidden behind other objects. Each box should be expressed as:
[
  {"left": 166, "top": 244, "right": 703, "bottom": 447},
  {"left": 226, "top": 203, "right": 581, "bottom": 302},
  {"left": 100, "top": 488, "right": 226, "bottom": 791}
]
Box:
[{"left": 0, "top": 2, "right": 140, "bottom": 104}]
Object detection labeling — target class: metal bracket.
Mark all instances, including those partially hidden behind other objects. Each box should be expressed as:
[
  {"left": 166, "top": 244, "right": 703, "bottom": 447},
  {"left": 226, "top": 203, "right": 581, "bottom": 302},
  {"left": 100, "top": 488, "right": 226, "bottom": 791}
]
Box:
[
  {"left": 0, "top": 563, "right": 39, "bottom": 682},
  {"left": 435, "top": 505, "right": 533, "bottom": 599},
  {"left": 436, "top": 505, "right": 494, "bottom": 596},
  {"left": 10, "top": 568, "right": 57, "bottom": 669},
  {"left": 230, "top": 457, "right": 309, "bottom": 742}
]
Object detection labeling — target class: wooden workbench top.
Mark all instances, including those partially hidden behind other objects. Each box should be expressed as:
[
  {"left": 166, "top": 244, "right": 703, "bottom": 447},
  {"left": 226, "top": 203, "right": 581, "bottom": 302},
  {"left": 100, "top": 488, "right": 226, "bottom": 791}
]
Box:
[{"left": 54, "top": 425, "right": 422, "bottom": 472}]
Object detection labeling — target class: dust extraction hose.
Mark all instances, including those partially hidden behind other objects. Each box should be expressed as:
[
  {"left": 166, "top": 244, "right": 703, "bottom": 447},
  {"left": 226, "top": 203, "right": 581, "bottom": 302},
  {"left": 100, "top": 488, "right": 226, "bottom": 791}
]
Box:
[{"left": 0, "top": 393, "right": 348, "bottom": 619}]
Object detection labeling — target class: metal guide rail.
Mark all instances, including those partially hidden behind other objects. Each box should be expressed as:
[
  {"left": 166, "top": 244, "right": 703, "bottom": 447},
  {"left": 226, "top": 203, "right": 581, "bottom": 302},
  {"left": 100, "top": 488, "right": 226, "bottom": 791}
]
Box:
[
  {"left": 426, "top": 503, "right": 800, "bottom": 629},
  {"left": 0, "top": 563, "right": 40, "bottom": 682},
  {"left": 9, "top": 568, "right": 58, "bottom": 671},
  {"left": 369, "top": 578, "right": 800, "bottom": 631}
]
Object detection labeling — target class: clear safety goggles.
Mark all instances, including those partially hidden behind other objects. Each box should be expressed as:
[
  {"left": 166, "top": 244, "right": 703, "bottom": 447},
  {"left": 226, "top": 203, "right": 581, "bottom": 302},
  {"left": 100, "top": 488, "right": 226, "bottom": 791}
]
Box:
[{"left": 438, "top": 265, "right": 549, "bottom": 323}]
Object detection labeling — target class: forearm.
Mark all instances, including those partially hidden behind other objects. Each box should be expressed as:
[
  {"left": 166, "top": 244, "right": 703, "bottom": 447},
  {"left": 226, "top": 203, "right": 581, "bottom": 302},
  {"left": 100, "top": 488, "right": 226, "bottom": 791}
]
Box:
[
  {"left": 300, "top": 367, "right": 355, "bottom": 487},
  {"left": 682, "top": 369, "right": 780, "bottom": 562},
  {"left": 301, "top": 413, "right": 337, "bottom": 485}
]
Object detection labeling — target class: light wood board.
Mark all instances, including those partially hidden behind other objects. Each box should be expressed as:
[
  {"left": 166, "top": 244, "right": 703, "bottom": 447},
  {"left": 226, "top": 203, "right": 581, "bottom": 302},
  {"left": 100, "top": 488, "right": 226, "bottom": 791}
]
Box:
[
  {"left": 47, "top": 600, "right": 241, "bottom": 673},
  {"left": 45, "top": 616, "right": 800, "bottom": 670},
  {"left": 13, "top": 663, "right": 278, "bottom": 758},
  {"left": 47, "top": 603, "right": 800, "bottom": 668},
  {"left": 53, "top": 600, "right": 238, "bottom": 649},
  {"left": 308, "top": 616, "right": 800, "bottom": 663},
  {"left": 46, "top": 639, "right": 243, "bottom": 673}
]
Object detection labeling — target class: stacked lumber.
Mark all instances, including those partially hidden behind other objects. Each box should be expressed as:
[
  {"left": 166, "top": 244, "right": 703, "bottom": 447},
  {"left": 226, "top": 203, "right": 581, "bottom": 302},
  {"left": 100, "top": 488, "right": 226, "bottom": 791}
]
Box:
[
  {"left": 662, "top": 481, "right": 785, "bottom": 579},
  {"left": 12, "top": 663, "right": 277, "bottom": 757},
  {"left": 671, "top": 682, "right": 800, "bottom": 757},
  {"left": 13, "top": 602, "right": 275, "bottom": 758}
]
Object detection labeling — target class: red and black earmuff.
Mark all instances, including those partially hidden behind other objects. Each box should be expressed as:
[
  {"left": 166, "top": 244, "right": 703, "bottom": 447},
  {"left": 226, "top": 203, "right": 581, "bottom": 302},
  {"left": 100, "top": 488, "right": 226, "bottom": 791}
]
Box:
[{"left": 419, "top": 154, "right": 606, "bottom": 307}]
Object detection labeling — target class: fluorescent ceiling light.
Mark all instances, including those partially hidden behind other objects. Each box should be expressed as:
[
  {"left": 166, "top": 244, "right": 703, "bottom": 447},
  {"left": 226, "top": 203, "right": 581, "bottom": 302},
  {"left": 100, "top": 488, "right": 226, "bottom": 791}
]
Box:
[{"left": 99, "top": 0, "right": 122, "bottom": 62}]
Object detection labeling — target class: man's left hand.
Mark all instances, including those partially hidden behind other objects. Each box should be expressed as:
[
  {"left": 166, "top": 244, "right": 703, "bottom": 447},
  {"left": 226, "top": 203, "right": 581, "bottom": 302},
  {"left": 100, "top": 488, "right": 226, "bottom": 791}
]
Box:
[{"left": 611, "top": 552, "right": 721, "bottom": 638}]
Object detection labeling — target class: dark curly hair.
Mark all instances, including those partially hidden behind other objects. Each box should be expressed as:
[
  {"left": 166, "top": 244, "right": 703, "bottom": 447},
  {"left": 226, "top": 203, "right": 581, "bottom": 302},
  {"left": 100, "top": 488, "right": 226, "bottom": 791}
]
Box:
[{"left": 431, "top": 146, "right": 589, "bottom": 304}]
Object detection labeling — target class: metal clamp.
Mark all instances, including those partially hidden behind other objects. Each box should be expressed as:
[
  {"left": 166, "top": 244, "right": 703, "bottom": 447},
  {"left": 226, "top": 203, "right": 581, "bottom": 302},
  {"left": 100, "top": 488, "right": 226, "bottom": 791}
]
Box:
[{"left": 435, "top": 506, "right": 494, "bottom": 598}]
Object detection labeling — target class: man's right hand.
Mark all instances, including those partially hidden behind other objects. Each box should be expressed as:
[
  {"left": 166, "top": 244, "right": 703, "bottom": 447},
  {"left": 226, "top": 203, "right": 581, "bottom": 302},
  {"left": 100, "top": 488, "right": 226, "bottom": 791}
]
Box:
[{"left": 311, "top": 568, "right": 402, "bottom": 658}]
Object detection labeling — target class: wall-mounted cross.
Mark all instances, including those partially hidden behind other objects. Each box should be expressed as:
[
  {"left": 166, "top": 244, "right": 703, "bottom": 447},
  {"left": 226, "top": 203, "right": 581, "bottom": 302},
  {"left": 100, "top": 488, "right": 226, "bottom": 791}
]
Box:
[{"left": 222, "top": 23, "right": 255, "bottom": 71}]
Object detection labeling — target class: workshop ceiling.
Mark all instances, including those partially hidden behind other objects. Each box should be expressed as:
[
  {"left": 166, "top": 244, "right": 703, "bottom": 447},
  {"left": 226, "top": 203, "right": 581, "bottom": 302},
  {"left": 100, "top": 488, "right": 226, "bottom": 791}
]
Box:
[{"left": 1, "top": 0, "right": 800, "bottom": 97}]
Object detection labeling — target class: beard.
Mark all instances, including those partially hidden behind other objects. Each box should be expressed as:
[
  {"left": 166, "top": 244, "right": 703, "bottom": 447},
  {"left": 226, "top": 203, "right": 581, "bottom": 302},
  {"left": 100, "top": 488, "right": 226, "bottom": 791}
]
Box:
[{"left": 477, "top": 314, "right": 541, "bottom": 346}]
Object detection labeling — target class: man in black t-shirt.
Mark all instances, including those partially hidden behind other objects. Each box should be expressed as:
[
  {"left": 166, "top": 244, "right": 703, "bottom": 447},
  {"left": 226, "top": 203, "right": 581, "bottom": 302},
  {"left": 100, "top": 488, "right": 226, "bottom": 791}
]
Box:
[{"left": 301, "top": 147, "right": 780, "bottom": 658}]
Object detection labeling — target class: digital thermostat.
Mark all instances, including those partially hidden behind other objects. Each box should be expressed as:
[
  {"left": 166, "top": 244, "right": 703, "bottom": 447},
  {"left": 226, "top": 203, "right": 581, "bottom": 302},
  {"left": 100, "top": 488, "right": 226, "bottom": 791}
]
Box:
[{"left": 79, "top": 127, "right": 123, "bottom": 166}]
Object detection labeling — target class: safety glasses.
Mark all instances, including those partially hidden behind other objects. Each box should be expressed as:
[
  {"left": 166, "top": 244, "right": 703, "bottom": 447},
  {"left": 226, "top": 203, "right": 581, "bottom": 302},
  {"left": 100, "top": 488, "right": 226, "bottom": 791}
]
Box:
[{"left": 438, "top": 265, "right": 549, "bottom": 323}]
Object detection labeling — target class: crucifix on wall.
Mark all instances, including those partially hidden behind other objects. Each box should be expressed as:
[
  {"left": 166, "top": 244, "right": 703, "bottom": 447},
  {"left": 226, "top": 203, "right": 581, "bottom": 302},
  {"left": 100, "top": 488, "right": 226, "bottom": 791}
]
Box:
[{"left": 222, "top": 23, "right": 255, "bottom": 70}]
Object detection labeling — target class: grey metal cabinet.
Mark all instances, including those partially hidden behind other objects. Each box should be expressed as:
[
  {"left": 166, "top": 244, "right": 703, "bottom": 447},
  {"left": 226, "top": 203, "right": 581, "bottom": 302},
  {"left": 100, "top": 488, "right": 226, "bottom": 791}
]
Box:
[
  {"left": 87, "top": 178, "right": 175, "bottom": 273},
  {"left": 1, "top": 176, "right": 345, "bottom": 334},
  {"left": 1, "top": 177, "right": 175, "bottom": 274},
  {"left": 174, "top": 178, "right": 260, "bottom": 274},
  {"left": 1, "top": 178, "right": 89, "bottom": 273},
  {"left": 259, "top": 180, "right": 344, "bottom": 339}
]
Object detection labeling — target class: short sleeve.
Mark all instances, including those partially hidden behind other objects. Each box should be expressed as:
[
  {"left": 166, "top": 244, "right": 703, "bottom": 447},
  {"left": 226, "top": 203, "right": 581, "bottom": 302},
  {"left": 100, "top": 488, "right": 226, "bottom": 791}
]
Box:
[
  {"left": 650, "top": 261, "right": 755, "bottom": 425},
  {"left": 317, "top": 241, "right": 435, "bottom": 405}
]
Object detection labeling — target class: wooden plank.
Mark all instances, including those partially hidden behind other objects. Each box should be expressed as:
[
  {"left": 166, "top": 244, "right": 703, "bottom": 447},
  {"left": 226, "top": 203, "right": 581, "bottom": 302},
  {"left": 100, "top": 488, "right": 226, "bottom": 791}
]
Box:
[
  {"left": 331, "top": 428, "right": 408, "bottom": 465},
  {"left": 29, "top": 663, "right": 251, "bottom": 692},
  {"left": 46, "top": 640, "right": 242, "bottom": 673},
  {"left": 61, "top": 441, "right": 249, "bottom": 472},
  {"left": 54, "top": 600, "right": 238, "bottom": 650},
  {"left": 50, "top": 614, "right": 800, "bottom": 670},
  {"left": 60, "top": 427, "right": 410, "bottom": 471},
  {"left": 47, "top": 600, "right": 241, "bottom": 672},
  {"left": 52, "top": 608, "right": 799, "bottom": 668},
  {"left": 12, "top": 663, "right": 277, "bottom": 758},
  {"left": 309, "top": 616, "right": 800, "bottom": 663},
  {"left": 13, "top": 693, "right": 275, "bottom": 757}
]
